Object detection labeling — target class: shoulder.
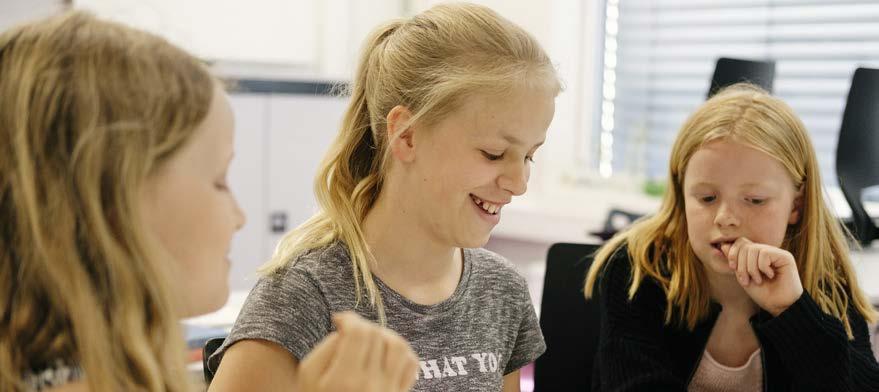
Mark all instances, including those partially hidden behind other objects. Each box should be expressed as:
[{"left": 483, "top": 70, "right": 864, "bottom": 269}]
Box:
[
  {"left": 596, "top": 243, "right": 668, "bottom": 311},
  {"left": 596, "top": 243, "right": 636, "bottom": 290},
  {"left": 264, "top": 241, "right": 355, "bottom": 291}
]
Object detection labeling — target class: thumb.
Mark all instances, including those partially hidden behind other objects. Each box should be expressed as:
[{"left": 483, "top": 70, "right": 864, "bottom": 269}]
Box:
[{"left": 300, "top": 332, "right": 340, "bottom": 376}]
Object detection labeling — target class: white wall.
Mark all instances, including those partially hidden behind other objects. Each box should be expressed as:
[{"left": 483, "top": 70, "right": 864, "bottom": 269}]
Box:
[{"left": 0, "top": 0, "right": 65, "bottom": 31}]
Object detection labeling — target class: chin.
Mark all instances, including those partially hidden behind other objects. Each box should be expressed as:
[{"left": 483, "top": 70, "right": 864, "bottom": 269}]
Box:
[
  {"left": 703, "top": 257, "right": 735, "bottom": 276},
  {"left": 457, "top": 232, "right": 491, "bottom": 249}
]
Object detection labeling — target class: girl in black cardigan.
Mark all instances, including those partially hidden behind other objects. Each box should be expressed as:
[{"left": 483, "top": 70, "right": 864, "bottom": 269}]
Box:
[{"left": 584, "top": 84, "right": 879, "bottom": 391}]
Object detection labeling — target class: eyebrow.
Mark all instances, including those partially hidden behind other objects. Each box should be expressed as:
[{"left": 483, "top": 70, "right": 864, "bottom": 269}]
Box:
[
  {"left": 502, "top": 134, "right": 545, "bottom": 149},
  {"left": 688, "top": 181, "right": 773, "bottom": 189}
]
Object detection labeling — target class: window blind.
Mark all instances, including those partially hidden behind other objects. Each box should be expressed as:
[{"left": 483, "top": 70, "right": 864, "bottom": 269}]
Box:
[{"left": 601, "top": 0, "right": 879, "bottom": 185}]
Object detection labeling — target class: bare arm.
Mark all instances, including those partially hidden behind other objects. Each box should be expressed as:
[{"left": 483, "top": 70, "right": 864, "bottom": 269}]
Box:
[
  {"left": 502, "top": 370, "right": 521, "bottom": 392},
  {"left": 208, "top": 339, "right": 300, "bottom": 392},
  {"left": 208, "top": 312, "right": 418, "bottom": 392}
]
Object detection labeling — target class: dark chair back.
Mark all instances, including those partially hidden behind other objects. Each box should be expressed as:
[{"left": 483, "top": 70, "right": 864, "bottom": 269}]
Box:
[
  {"left": 202, "top": 336, "right": 226, "bottom": 385},
  {"left": 534, "top": 243, "right": 602, "bottom": 392},
  {"left": 708, "top": 57, "right": 775, "bottom": 98},
  {"left": 836, "top": 67, "right": 879, "bottom": 246}
]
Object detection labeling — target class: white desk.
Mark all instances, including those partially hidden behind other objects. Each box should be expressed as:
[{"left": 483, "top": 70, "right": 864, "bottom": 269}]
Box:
[{"left": 183, "top": 289, "right": 250, "bottom": 329}]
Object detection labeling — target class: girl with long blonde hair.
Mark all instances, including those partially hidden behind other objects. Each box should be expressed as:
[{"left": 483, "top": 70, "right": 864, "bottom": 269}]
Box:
[
  {"left": 584, "top": 84, "right": 879, "bottom": 391},
  {"left": 0, "top": 11, "right": 416, "bottom": 392},
  {"left": 209, "top": 3, "right": 560, "bottom": 391}
]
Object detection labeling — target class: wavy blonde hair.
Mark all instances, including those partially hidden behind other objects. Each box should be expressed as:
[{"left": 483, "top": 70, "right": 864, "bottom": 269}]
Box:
[
  {"left": 260, "top": 2, "right": 560, "bottom": 324},
  {"left": 585, "top": 84, "right": 875, "bottom": 337},
  {"left": 0, "top": 12, "right": 215, "bottom": 391}
]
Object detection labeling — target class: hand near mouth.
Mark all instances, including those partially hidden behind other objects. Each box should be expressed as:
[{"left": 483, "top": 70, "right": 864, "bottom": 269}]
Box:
[{"left": 720, "top": 237, "right": 804, "bottom": 317}]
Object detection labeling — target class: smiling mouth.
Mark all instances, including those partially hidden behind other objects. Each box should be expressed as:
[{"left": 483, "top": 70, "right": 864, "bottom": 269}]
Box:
[{"left": 470, "top": 194, "right": 502, "bottom": 215}]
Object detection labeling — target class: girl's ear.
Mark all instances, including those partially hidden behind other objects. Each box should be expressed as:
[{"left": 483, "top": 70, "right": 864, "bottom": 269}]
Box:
[
  {"left": 387, "top": 105, "right": 416, "bottom": 163},
  {"left": 788, "top": 184, "right": 804, "bottom": 225}
]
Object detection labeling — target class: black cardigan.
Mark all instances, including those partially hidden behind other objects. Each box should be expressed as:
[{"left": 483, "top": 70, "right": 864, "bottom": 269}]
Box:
[{"left": 592, "top": 245, "right": 879, "bottom": 391}]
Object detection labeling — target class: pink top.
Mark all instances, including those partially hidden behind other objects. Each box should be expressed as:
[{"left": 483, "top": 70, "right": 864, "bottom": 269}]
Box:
[{"left": 688, "top": 348, "right": 763, "bottom": 392}]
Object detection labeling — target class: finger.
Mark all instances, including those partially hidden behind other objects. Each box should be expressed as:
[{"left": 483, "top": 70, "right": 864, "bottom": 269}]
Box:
[
  {"left": 381, "top": 328, "right": 406, "bottom": 370},
  {"left": 332, "top": 311, "right": 363, "bottom": 332},
  {"left": 758, "top": 249, "right": 775, "bottom": 279},
  {"left": 731, "top": 237, "right": 752, "bottom": 273},
  {"left": 747, "top": 246, "right": 761, "bottom": 285},
  {"left": 397, "top": 349, "right": 419, "bottom": 392},
  {"left": 736, "top": 244, "right": 750, "bottom": 286},
  {"left": 382, "top": 334, "right": 418, "bottom": 391},
  {"left": 726, "top": 242, "right": 739, "bottom": 270},
  {"left": 329, "top": 312, "right": 373, "bottom": 372},
  {"left": 301, "top": 332, "right": 340, "bottom": 376},
  {"left": 367, "top": 327, "right": 386, "bottom": 371},
  {"left": 720, "top": 242, "right": 734, "bottom": 269}
]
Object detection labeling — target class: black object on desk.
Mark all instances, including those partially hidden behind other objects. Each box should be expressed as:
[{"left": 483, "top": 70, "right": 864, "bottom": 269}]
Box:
[
  {"left": 836, "top": 67, "right": 879, "bottom": 246},
  {"left": 589, "top": 208, "right": 643, "bottom": 242},
  {"left": 708, "top": 57, "right": 775, "bottom": 98},
  {"left": 534, "top": 243, "right": 602, "bottom": 391}
]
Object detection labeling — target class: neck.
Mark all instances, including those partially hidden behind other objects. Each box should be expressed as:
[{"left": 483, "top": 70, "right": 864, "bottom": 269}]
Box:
[{"left": 362, "top": 188, "right": 461, "bottom": 285}]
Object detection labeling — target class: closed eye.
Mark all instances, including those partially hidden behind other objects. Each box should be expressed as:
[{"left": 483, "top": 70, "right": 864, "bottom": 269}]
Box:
[
  {"left": 481, "top": 150, "right": 503, "bottom": 161},
  {"left": 701, "top": 195, "right": 716, "bottom": 203},
  {"left": 747, "top": 198, "right": 766, "bottom": 205}
]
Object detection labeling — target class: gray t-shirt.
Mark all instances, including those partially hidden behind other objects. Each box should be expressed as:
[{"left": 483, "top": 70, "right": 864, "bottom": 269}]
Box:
[{"left": 208, "top": 241, "right": 545, "bottom": 391}]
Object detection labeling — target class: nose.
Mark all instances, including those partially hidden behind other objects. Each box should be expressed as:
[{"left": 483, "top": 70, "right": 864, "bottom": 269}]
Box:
[
  {"left": 497, "top": 160, "right": 529, "bottom": 196},
  {"left": 713, "top": 200, "right": 739, "bottom": 227},
  {"left": 232, "top": 194, "right": 246, "bottom": 230}
]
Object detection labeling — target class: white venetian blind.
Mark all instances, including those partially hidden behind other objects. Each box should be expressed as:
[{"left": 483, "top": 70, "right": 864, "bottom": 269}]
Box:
[{"left": 602, "top": 0, "right": 879, "bottom": 185}]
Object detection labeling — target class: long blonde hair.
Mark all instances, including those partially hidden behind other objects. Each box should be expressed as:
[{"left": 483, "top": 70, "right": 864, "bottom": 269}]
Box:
[
  {"left": 584, "top": 84, "right": 875, "bottom": 336},
  {"left": 0, "top": 12, "right": 215, "bottom": 391},
  {"left": 260, "top": 2, "right": 560, "bottom": 324}
]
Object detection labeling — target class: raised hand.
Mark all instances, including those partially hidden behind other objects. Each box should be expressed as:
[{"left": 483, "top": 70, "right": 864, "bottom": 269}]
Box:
[
  {"left": 297, "top": 312, "right": 419, "bottom": 392},
  {"left": 721, "top": 237, "right": 804, "bottom": 317}
]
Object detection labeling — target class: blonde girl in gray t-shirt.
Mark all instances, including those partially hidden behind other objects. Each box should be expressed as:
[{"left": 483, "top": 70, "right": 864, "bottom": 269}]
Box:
[{"left": 208, "top": 3, "right": 560, "bottom": 391}]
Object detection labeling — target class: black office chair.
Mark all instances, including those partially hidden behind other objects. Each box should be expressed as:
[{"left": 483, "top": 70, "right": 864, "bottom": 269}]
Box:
[
  {"left": 836, "top": 67, "right": 879, "bottom": 246},
  {"left": 534, "top": 243, "right": 602, "bottom": 392},
  {"left": 707, "top": 57, "right": 775, "bottom": 98},
  {"left": 202, "top": 336, "right": 227, "bottom": 385}
]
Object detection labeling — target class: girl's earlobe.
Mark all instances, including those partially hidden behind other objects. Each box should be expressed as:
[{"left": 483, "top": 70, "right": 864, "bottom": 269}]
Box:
[{"left": 387, "top": 105, "right": 416, "bottom": 162}]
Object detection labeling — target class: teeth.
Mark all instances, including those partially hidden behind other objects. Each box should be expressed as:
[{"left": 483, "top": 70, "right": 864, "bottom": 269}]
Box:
[{"left": 471, "top": 195, "right": 501, "bottom": 215}]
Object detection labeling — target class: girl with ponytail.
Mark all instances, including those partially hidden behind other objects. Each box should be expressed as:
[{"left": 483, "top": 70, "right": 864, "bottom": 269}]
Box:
[{"left": 209, "top": 3, "right": 560, "bottom": 391}]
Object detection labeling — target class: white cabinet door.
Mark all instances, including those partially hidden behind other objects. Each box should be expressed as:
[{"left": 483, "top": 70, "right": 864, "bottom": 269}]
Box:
[
  {"left": 227, "top": 93, "right": 269, "bottom": 290},
  {"left": 265, "top": 94, "right": 349, "bottom": 259}
]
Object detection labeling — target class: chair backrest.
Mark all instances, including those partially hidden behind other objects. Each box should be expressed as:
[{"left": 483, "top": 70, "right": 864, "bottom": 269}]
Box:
[
  {"left": 534, "top": 243, "right": 602, "bottom": 392},
  {"left": 202, "top": 336, "right": 227, "bottom": 385},
  {"left": 836, "top": 67, "right": 879, "bottom": 246},
  {"left": 708, "top": 57, "right": 776, "bottom": 98}
]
